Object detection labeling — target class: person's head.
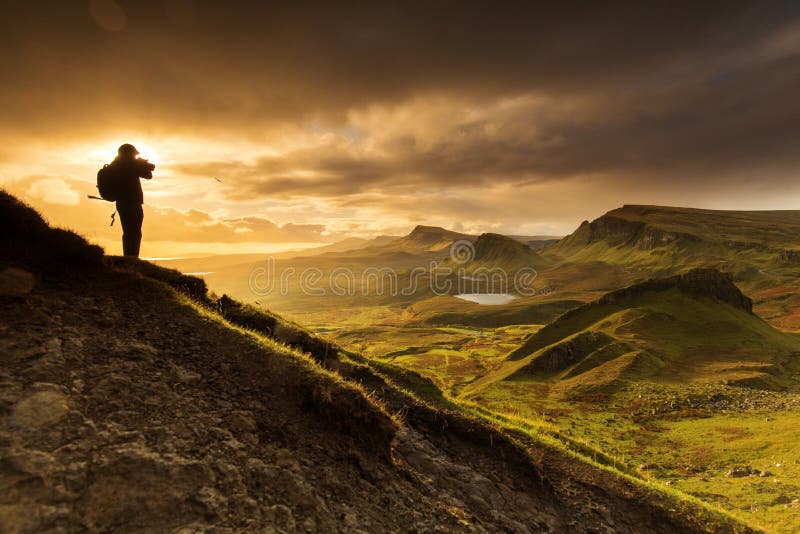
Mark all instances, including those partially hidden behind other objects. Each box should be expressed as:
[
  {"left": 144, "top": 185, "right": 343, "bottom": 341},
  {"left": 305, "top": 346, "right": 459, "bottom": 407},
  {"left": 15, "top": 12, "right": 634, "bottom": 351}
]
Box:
[{"left": 117, "top": 143, "right": 139, "bottom": 159}]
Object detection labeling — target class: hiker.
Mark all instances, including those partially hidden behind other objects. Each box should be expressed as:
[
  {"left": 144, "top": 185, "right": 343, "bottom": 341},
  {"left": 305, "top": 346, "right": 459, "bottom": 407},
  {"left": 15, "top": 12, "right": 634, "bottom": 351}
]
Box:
[{"left": 110, "top": 143, "right": 155, "bottom": 258}]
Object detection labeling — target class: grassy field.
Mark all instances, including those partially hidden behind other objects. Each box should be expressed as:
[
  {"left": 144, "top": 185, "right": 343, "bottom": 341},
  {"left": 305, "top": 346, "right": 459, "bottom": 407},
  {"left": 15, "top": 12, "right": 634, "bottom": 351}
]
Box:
[
  {"left": 470, "top": 381, "right": 800, "bottom": 533},
  {"left": 325, "top": 323, "right": 541, "bottom": 394},
  {"left": 335, "top": 319, "right": 800, "bottom": 532}
]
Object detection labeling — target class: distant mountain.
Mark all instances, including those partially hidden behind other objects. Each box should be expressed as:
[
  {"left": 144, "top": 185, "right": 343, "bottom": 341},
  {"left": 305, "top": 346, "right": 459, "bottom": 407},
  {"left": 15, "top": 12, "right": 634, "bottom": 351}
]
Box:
[
  {"left": 548, "top": 204, "right": 800, "bottom": 263},
  {"left": 393, "top": 225, "right": 475, "bottom": 253},
  {"left": 284, "top": 234, "right": 401, "bottom": 258},
  {"left": 151, "top": 235, "right": 401, "bottom": 273},
  {"left": 436, "top": 232, "right": 551, "bottom": 274},
  {"left": 155, "top": 227, "right": 554, "bottom": 277},
  {"left": 464, "top": 269, "right": 800, "bottom": 399},
  {"left": 507, "top": 235, "right": 563, "bottom": 250},
  {"left": 472, "top": 233, "right": 550, "bottom": 270},
  {"left": 537, "top": 205, "right": 800, "bottom": 330},
  {"left": 318, "top": 225, "right": 476, "bottom": 260},
  {"left": 305, "top": 229, "right": 559, "bottom": 259}
]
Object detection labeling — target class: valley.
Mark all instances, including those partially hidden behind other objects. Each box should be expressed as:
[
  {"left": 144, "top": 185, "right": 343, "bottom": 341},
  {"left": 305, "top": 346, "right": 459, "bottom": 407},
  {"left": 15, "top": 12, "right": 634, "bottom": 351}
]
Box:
[{"left": 156, "top": 204, "right": 800, "bottom": 532}]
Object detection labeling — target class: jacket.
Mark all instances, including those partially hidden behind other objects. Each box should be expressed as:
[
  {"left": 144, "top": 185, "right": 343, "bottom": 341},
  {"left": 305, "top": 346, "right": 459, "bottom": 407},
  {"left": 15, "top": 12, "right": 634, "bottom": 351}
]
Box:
[{"left": 112, "top": 157, "right": 153, "bottom": 205}]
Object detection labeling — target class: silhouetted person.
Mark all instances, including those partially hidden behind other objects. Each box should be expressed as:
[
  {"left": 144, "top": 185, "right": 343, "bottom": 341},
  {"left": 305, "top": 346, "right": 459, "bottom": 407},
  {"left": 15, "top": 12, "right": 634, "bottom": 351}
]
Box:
[{"left": 113, "top": 143, "right": 155, "bottom": 257}]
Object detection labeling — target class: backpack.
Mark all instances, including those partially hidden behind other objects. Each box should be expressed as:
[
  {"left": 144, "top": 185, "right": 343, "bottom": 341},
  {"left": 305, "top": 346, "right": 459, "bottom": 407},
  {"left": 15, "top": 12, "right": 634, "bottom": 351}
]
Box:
[{"left": 96, "top": 163, "right": 120, "bottom": 202}]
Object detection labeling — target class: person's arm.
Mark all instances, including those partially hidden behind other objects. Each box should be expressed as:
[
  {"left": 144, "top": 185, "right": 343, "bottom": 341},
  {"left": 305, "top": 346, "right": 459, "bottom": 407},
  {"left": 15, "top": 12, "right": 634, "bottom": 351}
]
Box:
[{"left": 135, "top": 159, "right": 155, "bottom": 179}]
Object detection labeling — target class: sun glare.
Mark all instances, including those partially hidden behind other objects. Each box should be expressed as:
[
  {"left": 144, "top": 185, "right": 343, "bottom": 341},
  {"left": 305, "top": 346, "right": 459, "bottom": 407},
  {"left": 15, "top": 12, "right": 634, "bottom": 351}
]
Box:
[
  {"left": 88, "top": 141, "right": 160, "bottom": 166},
  {"left": 130, "top": 142, "right": 160, "bottom": 165}
]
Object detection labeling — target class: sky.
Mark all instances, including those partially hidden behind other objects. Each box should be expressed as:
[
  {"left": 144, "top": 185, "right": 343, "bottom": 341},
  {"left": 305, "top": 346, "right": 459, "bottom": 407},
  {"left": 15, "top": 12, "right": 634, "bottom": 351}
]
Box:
[{"left": 2, "top": 1, "right": 800, "bottom": 257}]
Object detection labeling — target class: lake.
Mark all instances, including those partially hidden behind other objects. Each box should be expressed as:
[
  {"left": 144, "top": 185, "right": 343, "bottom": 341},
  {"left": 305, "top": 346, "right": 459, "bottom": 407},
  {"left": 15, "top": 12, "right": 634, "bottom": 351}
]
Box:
[{"left": 454, "top": 293, "right": 518, "bottom": 305}]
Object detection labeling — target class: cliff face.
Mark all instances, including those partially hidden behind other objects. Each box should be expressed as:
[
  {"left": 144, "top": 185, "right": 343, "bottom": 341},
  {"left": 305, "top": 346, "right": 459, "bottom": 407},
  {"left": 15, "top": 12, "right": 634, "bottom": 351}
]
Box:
[
  {"left": 598, "top": 268, "right": 753, "bottom": 314},
  {"left": 559, "top": 215, "right": 699, "bottom": 251},
  {"left": 552, "top": 204, "right": 800, "bottom": 262}
]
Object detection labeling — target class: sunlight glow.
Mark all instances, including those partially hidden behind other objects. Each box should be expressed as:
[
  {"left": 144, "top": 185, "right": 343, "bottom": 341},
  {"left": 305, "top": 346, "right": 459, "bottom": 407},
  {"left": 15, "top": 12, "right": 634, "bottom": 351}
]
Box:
[
  {"left": 88, "top": 140, "right": 164, "bottom": 167},
  {"left": 131, "top": 142, "right": 160, "bottom": 165}
]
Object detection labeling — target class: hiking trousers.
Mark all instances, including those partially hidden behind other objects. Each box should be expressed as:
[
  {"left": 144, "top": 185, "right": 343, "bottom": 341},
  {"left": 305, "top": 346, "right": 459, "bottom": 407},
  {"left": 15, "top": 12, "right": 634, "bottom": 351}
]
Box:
[{"left": 117, "top": 202, "right": 144, "bottom": 258}]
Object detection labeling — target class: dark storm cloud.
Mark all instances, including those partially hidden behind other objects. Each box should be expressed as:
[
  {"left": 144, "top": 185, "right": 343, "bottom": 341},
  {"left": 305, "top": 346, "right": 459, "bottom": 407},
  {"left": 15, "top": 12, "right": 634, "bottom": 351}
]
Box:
[
  {"left": 0, "top": 1, "right": 784, "bottom": 128},
  {"left": 175, "top": 51, "right": 800, "bottom": 200},
  {"left": 2, "top": 0, "right": 800, "bottom": 195}
]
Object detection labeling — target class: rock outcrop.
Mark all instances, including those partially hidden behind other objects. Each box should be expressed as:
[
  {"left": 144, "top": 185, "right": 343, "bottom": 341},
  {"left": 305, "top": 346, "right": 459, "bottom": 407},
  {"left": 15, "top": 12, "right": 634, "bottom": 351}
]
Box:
[
  {"left": 558, "top": 214, "right": 699, "bottom": 251},
  {"left": 597, "top": 268, "right": 753, "bottom": 314}
]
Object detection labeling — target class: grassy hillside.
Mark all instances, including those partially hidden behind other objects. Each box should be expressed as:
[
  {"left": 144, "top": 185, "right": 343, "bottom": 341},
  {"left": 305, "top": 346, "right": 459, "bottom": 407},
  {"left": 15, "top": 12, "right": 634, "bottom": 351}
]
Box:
[
  {"left": 441, "top": 232, "right": 552, "bottom": 274},
  {"left": 465, "top": 269, "right": 800, "bottom": 400},
  {"left": 402, "top": 294, "right": 582, "bottom": 327},
  {"left": 458, "top": 269, "right": 800, "bottom": 532}
]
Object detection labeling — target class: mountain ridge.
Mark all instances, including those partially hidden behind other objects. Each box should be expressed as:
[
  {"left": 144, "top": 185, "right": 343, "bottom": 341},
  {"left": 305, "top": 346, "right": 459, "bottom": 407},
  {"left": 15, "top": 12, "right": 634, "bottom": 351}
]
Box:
[
  {"left": 534, "top": 204, "right": 800, "bottom": 330},
  {"left": 440, "top": 232, "right": 550, "bottom": 274},
  {"left": 551, "top": 204, "right": 800, "bottom": 255}
]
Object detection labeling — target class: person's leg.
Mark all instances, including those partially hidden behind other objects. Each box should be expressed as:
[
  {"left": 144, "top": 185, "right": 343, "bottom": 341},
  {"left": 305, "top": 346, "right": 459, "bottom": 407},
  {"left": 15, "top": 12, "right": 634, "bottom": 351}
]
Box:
[
  {"left": 118, "top": 203, "right": 144, "bottom": 257},
  {"left": 128, "top": 204, "right": 143, "bottom": 257}
]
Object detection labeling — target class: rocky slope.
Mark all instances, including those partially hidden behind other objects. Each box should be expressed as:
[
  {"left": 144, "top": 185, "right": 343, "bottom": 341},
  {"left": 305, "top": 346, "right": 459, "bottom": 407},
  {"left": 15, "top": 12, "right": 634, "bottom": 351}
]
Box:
[{"left": 0, "top": 191, "right": 751, "bottom": 532}]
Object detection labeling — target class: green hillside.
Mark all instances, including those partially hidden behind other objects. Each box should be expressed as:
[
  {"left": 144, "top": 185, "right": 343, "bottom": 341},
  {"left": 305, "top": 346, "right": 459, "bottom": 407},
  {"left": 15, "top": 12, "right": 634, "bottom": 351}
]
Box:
[
  {"left": 465, "top": 269, "right": 800, "bottom": 400},
  {"left": 458, "top": 267, "right": 800, "bottom": 532},
  {"left": 402, "top": 294, "right": 582, "bottom": 327}
]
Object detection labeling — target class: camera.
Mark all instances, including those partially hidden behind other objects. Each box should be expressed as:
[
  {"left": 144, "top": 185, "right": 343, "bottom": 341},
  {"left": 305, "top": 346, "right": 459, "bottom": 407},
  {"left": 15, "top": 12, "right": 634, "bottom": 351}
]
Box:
[{"left": 138, "top": 158, "right": 156, "bottom": 172}]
